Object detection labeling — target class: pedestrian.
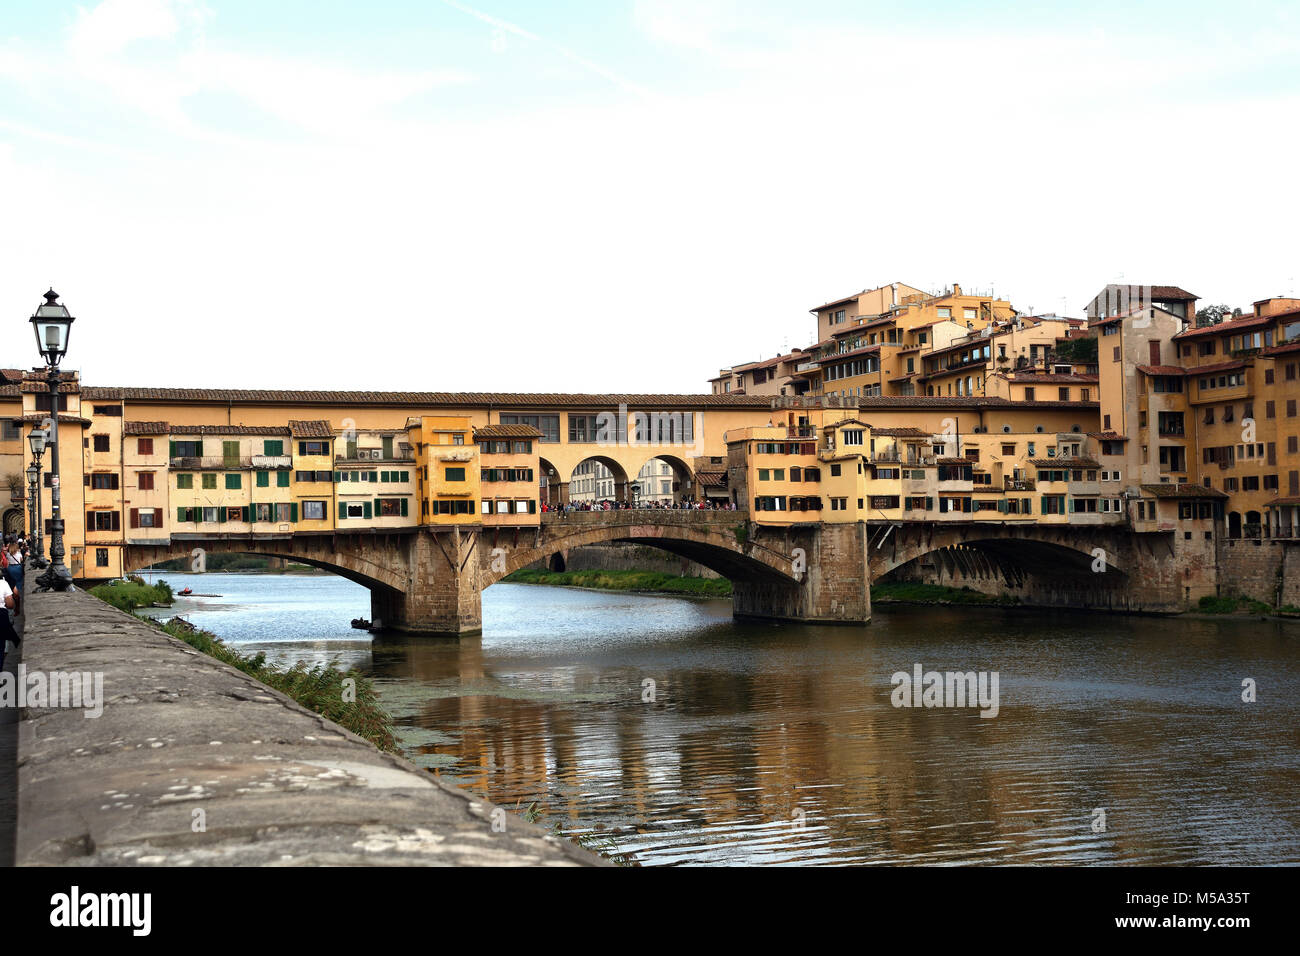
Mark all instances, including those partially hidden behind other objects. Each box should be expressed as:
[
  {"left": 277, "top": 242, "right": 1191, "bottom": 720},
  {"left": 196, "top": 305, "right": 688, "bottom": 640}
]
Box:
[
  {"left": 3, "top": 537, "right": 21, "bottom": 616},
  {"left": 0, "top": 571, "right": 17, "bottom": 671}
]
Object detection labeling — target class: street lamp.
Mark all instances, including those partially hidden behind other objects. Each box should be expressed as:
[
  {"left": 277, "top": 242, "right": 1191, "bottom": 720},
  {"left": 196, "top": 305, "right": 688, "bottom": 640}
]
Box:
[
  {"left": 25, "top": 464, "right": 42, "bottom": 567},
  {"left": 27, "top": 428, "right": 47, "bottom": 564},
  {"left": 30, "top": 289, "right": 75, "bottom": 591}
]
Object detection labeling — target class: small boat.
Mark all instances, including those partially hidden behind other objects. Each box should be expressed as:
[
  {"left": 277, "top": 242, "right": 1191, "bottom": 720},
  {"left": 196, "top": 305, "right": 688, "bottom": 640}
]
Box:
[
  {"left": 351, "top": 618, "right": 372, "bottom": 630},
  {"left": 177, "top": 587, "right": 193, "bottom": 596}
]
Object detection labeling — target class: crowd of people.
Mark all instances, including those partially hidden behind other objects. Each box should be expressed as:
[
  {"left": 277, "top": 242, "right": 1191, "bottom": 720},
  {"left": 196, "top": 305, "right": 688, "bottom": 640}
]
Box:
[
  {"left": 1, "top": 532, "right": 27, "bottom": 668},
  {"left": 541, "top": 498, "right": 738, "bottom": 513}
]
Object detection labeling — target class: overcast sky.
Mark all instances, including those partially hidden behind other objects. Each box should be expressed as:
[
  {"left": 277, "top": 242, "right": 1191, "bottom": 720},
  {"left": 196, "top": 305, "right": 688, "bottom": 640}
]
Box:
[{"left": 1, "top": 0, "right": 1297, "bottom": 393}]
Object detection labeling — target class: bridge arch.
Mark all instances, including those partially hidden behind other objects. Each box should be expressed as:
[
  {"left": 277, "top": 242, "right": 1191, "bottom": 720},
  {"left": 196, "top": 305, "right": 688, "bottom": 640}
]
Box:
[
  {"left": 568, "top": 455, "right": 633, "bottom": 503},
  {"left": 629, "top": 452, "right": 695, "bottom": 504},
  {"left": 869, "top": 524, "right": 1126, "bottom": 583}
]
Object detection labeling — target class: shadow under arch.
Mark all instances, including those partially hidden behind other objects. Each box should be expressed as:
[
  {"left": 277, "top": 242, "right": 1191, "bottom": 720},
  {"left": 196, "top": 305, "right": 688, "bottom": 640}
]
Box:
[
  {"left": 568, "top": 454, "right": 633, "bottom": 503},
  {"left": 875, "top": 534, "right": 1127, "bottom": 590},
  {"left": 629, "top": 451, "right": 696, "bottom": 504}
]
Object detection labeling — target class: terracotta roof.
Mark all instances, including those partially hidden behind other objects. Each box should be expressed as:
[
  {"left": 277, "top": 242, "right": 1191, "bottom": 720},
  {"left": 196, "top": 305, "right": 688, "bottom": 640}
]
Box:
[
  {"left": 810, "top": 290, "right": 866, "bottom": 313},
  {"left": 16, "top": 413, "right": 90, "bottom": 426},
  {"left": 20, "top": 379, "right": 80, "bottom": 394},
  {"left": 123, "top": 421, "right": 169, "bottom": 435},
  {"left": 814, "top": 344, "right": 881, "bottom": 365},
  {"left": 1173, "top": 313, "right": 1275, "bottom": 340},
  {"left": 0, "top": 369, "right": 26, "bottom": 384},
  {"left": 853, "top": 396, "right": 1099, "bottom": 410},
  {"left": 1136, "top": 365, "right": 1188, "bottom": 376},
  {"left": 821, "top": 418, "right": 873, "bottom": 431},
  {"left": 1087, "top": 431, "right": 1129, "bottom": 441},
  {"left": 78, "top": 386, "right": 779, "bottom": 409},
  {"left": 1141, "top": 483, "right": 1227, "bottom": 499},
  {"left": 1188, "top": 360, "right": 1247, "bottom": 376},
  {"left": 696, "top": 471, "right": 727, "bottom": 488},
  {"left": 1262, "top": 340, "right": 1300, "bottom": 357},
  {"left": 289, "top": 420, "right": 334, "bottom": 438},
  {"left": 1011, "top": 373, "right": 1099, "bottom": 384},
  {"left": 169, "top": 424, "right": 291, "bottom": 436},
  {"left": 937, "top": 457, "right": 974, "bottom": 466},
  {"left": 870, "top": 427, "right": 929, "bottom": 437},
  {"left": 1265, "top": 496, "right": 1300, "bottom": 507},
  {"left": 1148, "top": 286, "right": 1199, "bottom": 301},
  {"left": 474, "top": 424, "right": 543, "bottom": 439}
]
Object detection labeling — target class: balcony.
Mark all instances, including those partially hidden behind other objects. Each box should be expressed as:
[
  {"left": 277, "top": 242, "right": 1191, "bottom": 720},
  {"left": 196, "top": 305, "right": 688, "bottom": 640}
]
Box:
[
  {"left": 436, "top": 450, "right": 476, "bottom": 463},
  {"left": 170, "top": 456, "right": 252, "bottom": 470},
  {"left": 252, "top": 454, "right": 292, "bottom": 469},
  {"left": 1004, "top": 478, "right": 1036, "bottom": 492}
]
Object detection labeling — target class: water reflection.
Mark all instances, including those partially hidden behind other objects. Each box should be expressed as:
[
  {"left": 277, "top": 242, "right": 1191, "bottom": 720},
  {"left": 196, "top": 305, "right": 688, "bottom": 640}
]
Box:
[{"left": 156, "top": 572, "right": 1300, "bottom": 866}]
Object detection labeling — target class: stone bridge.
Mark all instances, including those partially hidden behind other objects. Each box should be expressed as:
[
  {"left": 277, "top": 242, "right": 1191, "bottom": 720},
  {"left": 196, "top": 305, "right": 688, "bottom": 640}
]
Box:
[
  {"left": 123, "top": 511, "right": 872, "bottom": 634},
  {"left": 122, "top": 512, "right": 1203, "bottom": 634}
]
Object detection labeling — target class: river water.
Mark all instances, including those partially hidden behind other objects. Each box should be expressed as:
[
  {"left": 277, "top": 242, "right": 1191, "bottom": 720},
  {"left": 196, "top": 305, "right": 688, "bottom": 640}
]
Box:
[{"left": 140, "top": 571, "right": 1300, "bottom": 866}]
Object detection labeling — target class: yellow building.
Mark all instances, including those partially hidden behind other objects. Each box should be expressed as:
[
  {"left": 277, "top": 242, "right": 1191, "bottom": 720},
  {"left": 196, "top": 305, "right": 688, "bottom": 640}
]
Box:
[
  {"left": 410, "top": 416, "right": 479, "bottom": 524},
  {"left": 473, "top": 423, "right": 541, "bottom": 525}
]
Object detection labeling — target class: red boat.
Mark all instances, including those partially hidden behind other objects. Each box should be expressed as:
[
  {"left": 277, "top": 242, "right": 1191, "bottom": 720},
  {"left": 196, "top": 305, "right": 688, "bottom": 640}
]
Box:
[{"left": 177, "top": 587, "right": 193, "bottom": 596}]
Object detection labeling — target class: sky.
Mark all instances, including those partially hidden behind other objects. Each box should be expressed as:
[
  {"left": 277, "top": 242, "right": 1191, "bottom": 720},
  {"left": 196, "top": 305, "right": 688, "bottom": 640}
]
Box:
[{"left": 1, "top": 0, "right": 1298, "bottom": 393}]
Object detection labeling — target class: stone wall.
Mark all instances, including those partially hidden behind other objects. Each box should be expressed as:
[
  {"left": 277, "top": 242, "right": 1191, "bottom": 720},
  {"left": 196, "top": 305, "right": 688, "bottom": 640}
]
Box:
[
  {"left": 15, "top": 581, "right": 600, "bottom": 866},
  {"left": 531, "top": 542, "right": 721, "bottom": 578},
  {"left": 1217, "top": 538, "right": 1299, "bottom": 607}
]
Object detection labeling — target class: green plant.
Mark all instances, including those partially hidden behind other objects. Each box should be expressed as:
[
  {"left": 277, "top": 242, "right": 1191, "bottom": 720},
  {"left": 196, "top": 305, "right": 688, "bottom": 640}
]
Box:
[{"left": 733, "top": 522, "right": 749, "bottom": 545}]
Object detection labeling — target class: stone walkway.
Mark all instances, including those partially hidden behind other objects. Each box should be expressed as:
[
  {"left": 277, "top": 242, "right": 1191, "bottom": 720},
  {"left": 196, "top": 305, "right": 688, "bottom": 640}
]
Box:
[{"left": 15, "top": 581, "right": 601, "bottom": 866}]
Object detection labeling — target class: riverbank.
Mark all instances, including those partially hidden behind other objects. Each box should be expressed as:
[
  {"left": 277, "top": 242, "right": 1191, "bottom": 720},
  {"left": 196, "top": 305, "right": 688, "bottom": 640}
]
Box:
[
  {"left": 25, "top": 582, "right": 602, "bottom": 865},
  {"left": 504, "top": 568, "right": 733, "bottom": 597}
]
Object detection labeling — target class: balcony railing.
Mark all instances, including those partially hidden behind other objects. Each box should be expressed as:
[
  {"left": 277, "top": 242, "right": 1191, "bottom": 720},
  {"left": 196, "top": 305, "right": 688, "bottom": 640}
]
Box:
[
  {"left": 170, "top": 456, "right": 253, "bottom": 470},
  {"left": 1004, "top": 478, "right": 1036, "bottom": 491}
]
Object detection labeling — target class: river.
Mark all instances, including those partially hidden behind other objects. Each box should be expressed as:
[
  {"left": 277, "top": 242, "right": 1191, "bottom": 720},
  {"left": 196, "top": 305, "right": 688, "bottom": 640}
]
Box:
[{"left": 139, "top": 570, "right": 1300, "bottom": 866}]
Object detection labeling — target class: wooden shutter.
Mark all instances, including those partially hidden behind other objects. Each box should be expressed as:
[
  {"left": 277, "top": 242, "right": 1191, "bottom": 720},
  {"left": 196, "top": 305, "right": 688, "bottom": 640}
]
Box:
[
  {"left": 339, "top": 502, "right": 346, "bottom": 520},
  {"left": 290, "top": 502, "right": 298, "bottom": 522},
  {"left": 177, "top": 507, "right": 185, "bottom": 523},
  {"left": 111, "top": 511, "right": 120, "bottom": 531},
  {"left": 363, "top": 501, "right": 372, "bottom": 520},
  {"left": 169, "top": 440, "right": 177, "bottom": 458},
  {"left": 130, "top": 508, "right": 139, "bottom": 528},
  {"left": 86, "top": 510, "right": 94, "bottom": 531},
  {"left": 400, "top": 498, "right": 408, "bottom": 517}
]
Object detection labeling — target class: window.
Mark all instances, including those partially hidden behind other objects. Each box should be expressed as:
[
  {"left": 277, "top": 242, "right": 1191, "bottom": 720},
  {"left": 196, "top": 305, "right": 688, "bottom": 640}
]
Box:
[
  {"left": 1025, "top": 387, "right": 1036, "bottom": 400},
  {"left": 1113, "top": 346, "right": 1120, "bottom": 362},
  {"left": 138, "top": 472, "right": 155, "bottom": 491},
  {"left": 225, "top": 473, "right": 241, "bottom": 489},
  {"left": 92, "top": 434, "right": 110, "bottom": 452},
  {"left": 379, "top": 498, "right": 407, "bottom": 517},
  {"left": 936, "top": 307, "right": 951, "bottom": 319},
  {"left": 445, "top": 467, "right": 466, "bottom": 482},
  {"left": 256, "top": 471, "right": 269, "bottom": 487},
  {"left": 95, "top": 548, "right": 109, "bottom": 567},
  {"left": 176, "top": 474, "right": 193, "bottom": 489},
  {"left": 90, "top": 473, "right": 119, "bottom": 490},
  {"left": 568, "top": 415, "right": 598, "bottom": 442},
  {"left": 302, "top": 501, "right": 327, "bottom": 521},
  {"left": 842, "top": 430, "right": 864, "bottom": 446},
  {"left": 298, "top": 440, "right": 330, "bottom": 456},
  {"left": 86, "top": 511, "right": 120, "bottom": 531},
  {"left": 137, "top": 438, "right": 154, "bottom": 455},
  {"left": 830, "top": 464, "right": 841, "bottom": 477},
  {"left": 202, "top": 473, "right": 218, "bottom": 489},
  {"left": 263, "top": 439, "right": 284, "bottom": 456},
  {"left": 1058, "top": 387, "right": 1070, "bottom": 401},
  {"left": 202, "top": 507, "right": 218, "bottom": 523},
  {"left": 277, "top": 471, "right": 290, "bottom": 487},
  {"left": 500, "top": 414, "right": 560, "bottom": 443}
]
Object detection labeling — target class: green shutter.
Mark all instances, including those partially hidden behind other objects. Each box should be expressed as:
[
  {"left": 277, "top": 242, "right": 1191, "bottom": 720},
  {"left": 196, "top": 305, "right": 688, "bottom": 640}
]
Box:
[
  {"left": 334, "top": 471, "right": 341, "bottom": 482},
  {"left": 257, "top": 471, "right": 269, "bottom": 487},
  {"left": 998, "top": 499, "right": 1007, "bottom": 514},
  {"left": 339, "top": 502, "right": 347, "bottom": 520},
  {"left": 400, "top": 498, "right": 408, "bottom": 517},
  {"left": 278, "top": 471, "right": 289, "bottom": 487},
  {"left": 242, "top": 506, "right": 250, "bottom": 522},
  {"left": 290, "top": 502, "right": 298, "bottom": 522},
  {"left": 177, "top": 507, "right": 185, "bottom": 523},
  {"left": 382, "top": 436, "right": 394, "bottom": 458},
  {"left": 364, "top": 501, "right": 372, "bottom": 520}
]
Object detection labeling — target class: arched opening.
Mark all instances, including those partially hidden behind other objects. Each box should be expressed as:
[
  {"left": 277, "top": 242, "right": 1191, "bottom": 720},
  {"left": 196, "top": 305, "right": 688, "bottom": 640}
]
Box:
[
  {"left": 1245, "top": 510, "right": 1262, "bottom": 539},
  {"left": 2, "top": 508, "right": 22, "bottom": 534},
  {"left": 538, "top": 456, "right": 564, "bottom": 507},
  {"left": 548, "top": 552, "right": 566, "bottom": 572},
  {"left": 567, "top": 456, "right": 632, "bottom": 507},
  {"left": 631, "top": 454, "right": 695, "bottom": 507},
  {"left": 1228, "top": 511, "right": 1242, "bottom": 539},
  {"left": 877, "top": 536, "right": 1125, "bottom": 599}
]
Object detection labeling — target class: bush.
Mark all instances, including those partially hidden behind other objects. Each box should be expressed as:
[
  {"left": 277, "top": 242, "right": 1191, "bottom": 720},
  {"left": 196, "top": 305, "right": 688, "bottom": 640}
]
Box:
[{"left": 89, "top": 579, "right": 174, "bottom": 611}]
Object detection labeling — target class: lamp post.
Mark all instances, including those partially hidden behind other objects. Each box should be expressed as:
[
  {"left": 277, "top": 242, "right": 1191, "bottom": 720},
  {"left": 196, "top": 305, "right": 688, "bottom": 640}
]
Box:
[
  {"left": 27, "top": 428, "right": 47, "bottom": 565},
  {"left": 30, "top": 289, "right": 75, "bottom": 591},
  {"left": 25, "top": 463, "right": 42, "bottom": 568}
]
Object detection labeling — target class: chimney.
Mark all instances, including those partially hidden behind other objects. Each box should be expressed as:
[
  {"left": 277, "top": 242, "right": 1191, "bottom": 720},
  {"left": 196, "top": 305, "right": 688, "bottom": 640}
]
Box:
[{"left": 953, "top": 283, "right": 962, "bottom": 296}]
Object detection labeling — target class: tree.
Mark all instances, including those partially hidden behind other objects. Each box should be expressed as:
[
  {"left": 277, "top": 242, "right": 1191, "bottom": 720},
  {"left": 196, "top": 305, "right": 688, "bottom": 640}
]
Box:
[{"left": 1195, "top": 304, "right": 1242, "bottom": 327}]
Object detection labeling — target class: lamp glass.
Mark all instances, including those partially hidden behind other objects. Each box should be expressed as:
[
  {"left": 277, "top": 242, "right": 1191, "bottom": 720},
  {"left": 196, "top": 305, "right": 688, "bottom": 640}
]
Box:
[{"left": 28, "top": 429, "right": 47, "bottom": 456}]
